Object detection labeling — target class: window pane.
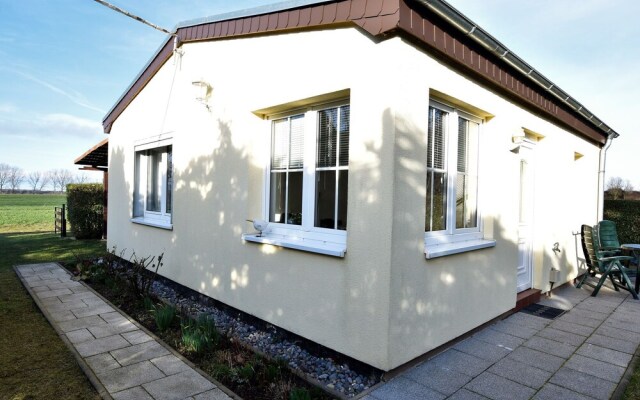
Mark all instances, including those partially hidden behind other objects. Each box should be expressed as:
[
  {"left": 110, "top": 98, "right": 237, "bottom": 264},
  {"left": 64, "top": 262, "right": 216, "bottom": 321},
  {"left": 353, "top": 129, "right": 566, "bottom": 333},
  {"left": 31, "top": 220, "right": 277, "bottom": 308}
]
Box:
[
  {"left": 427, "top": 107, "right": 447, "bottom": 169},
  {"left": 146, "top": 150, "right": 161, "bottom": 212},
  {"left": 426, "top": 106, "right": 448, "bottom": 232},
  {"left": 317, "top": 108, "right": 338, "bottom": 168},
  {"left": 269, "top": 172, "right": 286, "bottom": 223},
  {"left": 339, "top": 106, "right": 350, "bottom": 166},
  {"left": 271, "top": 118, "right": 289, "bottom": 170},
  {"left": 337, "top": 169, "right": 348, "bottom": 230},
  {"left": 315, "top": 170, "right": 336, "bottom": 228},
  {"left": 289, "top": 115, "right": 305, "bottom": 169},
  {"left": 456, "top": 174, "right": 478, "bottom": 228},
  {"left": 455, "top": 118, "right": 478, "bottom": 229},
  {"left": 166, "top": 147, "right": 172, "bottom": 214},
  {"left": 425, "top": 171, "right": 447, "bottom": 231},
  {"left": 287, "top": 172, "right": 303, "bottom": 225}
]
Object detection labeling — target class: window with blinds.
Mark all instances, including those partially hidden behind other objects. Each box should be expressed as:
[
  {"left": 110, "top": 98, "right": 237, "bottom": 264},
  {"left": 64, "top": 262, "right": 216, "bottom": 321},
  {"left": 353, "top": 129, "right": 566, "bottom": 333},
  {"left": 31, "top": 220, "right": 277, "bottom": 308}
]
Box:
[
  {"left": 426, "top": 106, "right": 448, "bottom": 232},
  {"left": 456, "top": 117, "right": 478, "bottom": 229},
  {"left": 315, "top": 105, "right": 349, "bottom": 230},
  {"left": 425, "top": 101, "right": 481, "bottom": 236},
  {"left": 266, "top": 102, "right": 350, "bottom": 234},
  {"left": 269, "top": 115, "right": 304, "bottom": 225}
]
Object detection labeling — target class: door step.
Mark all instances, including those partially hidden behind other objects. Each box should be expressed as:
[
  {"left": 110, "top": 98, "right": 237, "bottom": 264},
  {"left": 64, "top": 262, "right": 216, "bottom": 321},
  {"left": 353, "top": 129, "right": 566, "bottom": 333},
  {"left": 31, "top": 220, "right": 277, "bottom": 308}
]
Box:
[{"left": 514, "top": 288, "right": 542, "bottom": 312}]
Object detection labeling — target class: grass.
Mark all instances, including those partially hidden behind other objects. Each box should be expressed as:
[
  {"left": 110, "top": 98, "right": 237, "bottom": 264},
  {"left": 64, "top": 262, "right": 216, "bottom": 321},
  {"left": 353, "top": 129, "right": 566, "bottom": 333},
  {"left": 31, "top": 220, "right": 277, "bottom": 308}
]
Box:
[
  {"left": 0, "top": 194, "right": 66, "bottom": 233},
  {"left": 0, "top": 193, "right": 105, "bottom": 399}
]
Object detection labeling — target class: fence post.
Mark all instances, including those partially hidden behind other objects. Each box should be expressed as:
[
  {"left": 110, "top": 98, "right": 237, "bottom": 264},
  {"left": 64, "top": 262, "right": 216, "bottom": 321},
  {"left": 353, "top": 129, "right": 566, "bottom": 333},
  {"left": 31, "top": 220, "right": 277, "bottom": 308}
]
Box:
[{"left": 61, "top": 204, "right": 67, "bottom": 238}]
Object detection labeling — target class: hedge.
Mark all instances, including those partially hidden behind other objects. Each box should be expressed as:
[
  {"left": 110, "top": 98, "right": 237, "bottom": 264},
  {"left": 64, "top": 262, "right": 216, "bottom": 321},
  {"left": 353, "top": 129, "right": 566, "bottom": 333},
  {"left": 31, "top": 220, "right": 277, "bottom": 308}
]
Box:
[
  {"left": 66, "top": 183, "right": 104, "bottom": 239},
  {"left": 603, "top": 200, "right": 640, "bottom": 244}
]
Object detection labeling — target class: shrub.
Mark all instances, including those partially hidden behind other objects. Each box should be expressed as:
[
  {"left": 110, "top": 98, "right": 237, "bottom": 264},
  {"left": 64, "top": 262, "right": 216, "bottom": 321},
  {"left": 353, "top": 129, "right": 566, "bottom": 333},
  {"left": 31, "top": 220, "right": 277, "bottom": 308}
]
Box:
[
  {"left": 66, "top": 183, "right": 104, "bottom": 239},
  {"left": 603, "top": 200, "right": 640, "bottom": 244},
  {"left": 127, "top": 252, "right": 163, "bottom": 299},
  {"left": 154, "top": 304, "right": 176, "bottom": 331}
]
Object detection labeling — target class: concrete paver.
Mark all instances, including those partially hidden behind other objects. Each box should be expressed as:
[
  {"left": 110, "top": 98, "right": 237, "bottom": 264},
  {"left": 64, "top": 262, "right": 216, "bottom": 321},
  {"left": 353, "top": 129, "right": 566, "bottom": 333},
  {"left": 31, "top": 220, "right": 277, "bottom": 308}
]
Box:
[
  {"left": 16, "top": 262, "right": 640, "bottom": 400},
  {"left": 142, "top": 369, "right": 217, "bottom": 400},
  {"left": 369, "top": 282, "right": 640, "bottom": 400},
  {"left": 15, "top": 263, "right": 233, "bottom": 400}
]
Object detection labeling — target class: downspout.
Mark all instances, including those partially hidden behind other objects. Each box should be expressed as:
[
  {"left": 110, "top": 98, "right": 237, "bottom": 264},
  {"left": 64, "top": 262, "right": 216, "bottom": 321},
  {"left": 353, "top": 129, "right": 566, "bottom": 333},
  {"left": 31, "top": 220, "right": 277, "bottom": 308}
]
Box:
[{"left": 597, "top": 133, "right": 618, "bottom": 221}]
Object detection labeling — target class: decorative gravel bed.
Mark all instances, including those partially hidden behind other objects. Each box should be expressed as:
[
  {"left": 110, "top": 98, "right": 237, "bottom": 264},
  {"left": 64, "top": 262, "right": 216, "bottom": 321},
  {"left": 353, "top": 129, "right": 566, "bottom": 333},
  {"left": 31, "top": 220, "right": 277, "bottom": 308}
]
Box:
[{"left": 149, "top": 277, "right": 380, "bottom": 398}]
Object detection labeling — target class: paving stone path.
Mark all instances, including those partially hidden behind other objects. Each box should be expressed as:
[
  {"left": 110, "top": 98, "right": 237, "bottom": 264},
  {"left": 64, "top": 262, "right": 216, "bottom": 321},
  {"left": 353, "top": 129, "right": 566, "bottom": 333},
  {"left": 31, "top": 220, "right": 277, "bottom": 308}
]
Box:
[
  {"left": 364, "top": 283, "right": 640, "bottom": 400},
  {"left": 15, "top": 263, "right": 234, "bottom": 400}
]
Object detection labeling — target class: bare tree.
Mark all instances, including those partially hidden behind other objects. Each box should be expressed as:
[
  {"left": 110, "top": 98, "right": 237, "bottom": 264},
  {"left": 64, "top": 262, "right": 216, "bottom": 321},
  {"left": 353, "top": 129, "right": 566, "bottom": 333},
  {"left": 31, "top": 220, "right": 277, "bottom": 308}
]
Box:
[
  {"left": 8, "top": 166, "right": 24, "bottom": 193},
  {"left": 38, "top": 172, "right": 51, "bottom": 192},
  {"left": 606, "top": 176, "right": 631, "bottom": 200},
  {"left": 0, "top": 163, "right": 10, "bottom": 192},
  {"left": 27, "top": 171, "right": 43, "bottom": 192},
  {"left": 75, "top": 172, "right": 89, "bottom": 184},
  {"left": 49, "top": 170, "right": 60, "bottom": 192},
  {"left": 52, "top": 169, "right": 74, "bottom": 192}
]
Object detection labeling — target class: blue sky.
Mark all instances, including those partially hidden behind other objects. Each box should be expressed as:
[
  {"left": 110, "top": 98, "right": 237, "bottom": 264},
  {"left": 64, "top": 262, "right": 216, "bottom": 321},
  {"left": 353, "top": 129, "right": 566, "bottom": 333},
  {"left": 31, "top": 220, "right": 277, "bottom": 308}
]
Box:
[{"left": 1, "top": 0, "right": 638, "bottom": 188}]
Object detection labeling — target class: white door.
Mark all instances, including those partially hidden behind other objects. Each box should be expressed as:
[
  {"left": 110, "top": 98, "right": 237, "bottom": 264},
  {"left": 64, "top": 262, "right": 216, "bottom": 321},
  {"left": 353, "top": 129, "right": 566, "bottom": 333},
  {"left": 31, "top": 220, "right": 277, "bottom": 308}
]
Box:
[{"left": 516, "top": 153, "right": 533, "bottom": 292}]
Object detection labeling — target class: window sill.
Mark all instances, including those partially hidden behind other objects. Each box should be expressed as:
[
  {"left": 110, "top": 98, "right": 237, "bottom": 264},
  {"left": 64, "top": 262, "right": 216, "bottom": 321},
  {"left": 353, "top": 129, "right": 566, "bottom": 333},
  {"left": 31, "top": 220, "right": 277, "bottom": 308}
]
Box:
[
  {"left": 242, "top": 233, "right": 346, "bottom": 257},
  {"left": 131, "top": 218, "right": 173, "bottom": 230},
  {"left": 425, "top": 239, "right": 496, "bottom": 259}
]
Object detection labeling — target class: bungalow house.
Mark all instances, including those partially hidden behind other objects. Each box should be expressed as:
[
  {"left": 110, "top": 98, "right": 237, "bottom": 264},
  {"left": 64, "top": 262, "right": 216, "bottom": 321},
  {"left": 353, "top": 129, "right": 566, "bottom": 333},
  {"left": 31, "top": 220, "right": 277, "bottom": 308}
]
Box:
[{"left": 102, "top": 0, "right": 618, "bottom": 371}]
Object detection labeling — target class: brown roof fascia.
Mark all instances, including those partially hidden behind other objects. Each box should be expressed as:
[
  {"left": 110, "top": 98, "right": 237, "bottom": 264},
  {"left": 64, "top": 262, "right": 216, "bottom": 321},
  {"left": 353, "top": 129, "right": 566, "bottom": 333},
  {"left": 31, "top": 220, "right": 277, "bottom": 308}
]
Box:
[
  {"left": 74, "top": 138, "right": 109, "bottom": 168},
  {"left": 101, "top": 0, "right": 606, "bottom": 146},
  {"left": 101, "top": 0, "right": 400, "bottom": 133},
  {"left": 396, "top": 1, "right": 607, "bottom": 145}
]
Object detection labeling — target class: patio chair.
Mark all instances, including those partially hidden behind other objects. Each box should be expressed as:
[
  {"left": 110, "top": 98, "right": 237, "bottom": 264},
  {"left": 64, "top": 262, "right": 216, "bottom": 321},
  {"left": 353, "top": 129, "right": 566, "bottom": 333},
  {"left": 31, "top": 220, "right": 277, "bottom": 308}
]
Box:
[
  {"left": 598, "top": 220, "right": 623, "bottom": 255},
  {"left": 576, "top": 224, "right": 638, "bottom": 299}
]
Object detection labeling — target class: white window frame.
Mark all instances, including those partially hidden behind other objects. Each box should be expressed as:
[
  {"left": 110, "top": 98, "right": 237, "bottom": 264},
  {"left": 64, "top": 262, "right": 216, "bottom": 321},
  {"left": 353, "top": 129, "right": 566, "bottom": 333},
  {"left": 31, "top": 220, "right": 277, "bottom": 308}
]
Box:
[
  {"left": 424, "top": 100, "right": 495, "bottom": 259},
  {"left": 131, "top": 136, "right": 173, "bottom": 230},
  {"left": 243, "top": 100, "right": 349, "bottom": 257}
]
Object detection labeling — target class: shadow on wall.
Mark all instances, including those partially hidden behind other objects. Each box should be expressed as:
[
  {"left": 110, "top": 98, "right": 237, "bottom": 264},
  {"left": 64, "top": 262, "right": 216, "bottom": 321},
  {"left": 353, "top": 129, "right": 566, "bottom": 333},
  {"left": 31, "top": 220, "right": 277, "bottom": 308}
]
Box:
[
  {"left": 382, "top": 106, "right": 582, "bottom": 363},
  {"left": 171, "top": 119, "right": 256, "bottom": 296}
]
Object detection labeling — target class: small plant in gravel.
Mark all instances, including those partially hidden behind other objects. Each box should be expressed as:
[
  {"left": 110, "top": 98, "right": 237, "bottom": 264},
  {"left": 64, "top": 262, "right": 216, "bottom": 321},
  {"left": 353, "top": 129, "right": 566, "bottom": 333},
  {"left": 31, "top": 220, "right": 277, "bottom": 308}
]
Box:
[
  {"left": 143, "top": 296, "right": 156, "bottom": 312},
  {"left": 154, "top": 303, "right": 176, "bottom": 331},
  {"left": 180, "top": 314, "right": 220, "bottom": 354},
  {"left": 289, "top": 387, "right": 312, "bottom": 400}
]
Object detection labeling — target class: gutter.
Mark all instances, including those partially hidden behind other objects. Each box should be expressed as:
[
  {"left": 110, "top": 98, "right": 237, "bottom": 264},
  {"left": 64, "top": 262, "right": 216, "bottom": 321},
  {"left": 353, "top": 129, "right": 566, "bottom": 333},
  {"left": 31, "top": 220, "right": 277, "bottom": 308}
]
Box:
[
  {"left": 414, "top": 0, "right": 618, "bottom": 140},
  {"left": 597, "top": 132, "right": 619, "bottom": 221}
]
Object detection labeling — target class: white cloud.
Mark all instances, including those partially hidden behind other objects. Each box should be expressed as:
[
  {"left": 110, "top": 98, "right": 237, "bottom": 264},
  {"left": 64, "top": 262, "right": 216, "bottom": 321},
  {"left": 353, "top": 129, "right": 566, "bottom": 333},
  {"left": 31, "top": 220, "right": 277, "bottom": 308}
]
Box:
[
  {"left": 0, "top": 112, "right": 102, "bottom": 139},
  {"left": 0, "top": 102, "right": 17, "bottom": 113},
  {"left": 4, "top": 68, "right": 106, "bottom": 114}
]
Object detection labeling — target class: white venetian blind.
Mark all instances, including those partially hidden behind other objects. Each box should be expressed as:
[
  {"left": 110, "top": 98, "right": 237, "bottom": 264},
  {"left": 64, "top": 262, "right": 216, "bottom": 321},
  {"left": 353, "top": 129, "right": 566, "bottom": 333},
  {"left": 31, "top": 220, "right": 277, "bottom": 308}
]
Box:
[
  {"left": 289, "top": 115, "right": 305, "bottom": 169},
  {"left": 317, "top": 108, "right": 337, "bottom": 168},
  {"left": 271, "top": 114, "right": 304, "bottom": 170},
  {"left": 427, "top": 107, "right": 447, "bottom": 170}
]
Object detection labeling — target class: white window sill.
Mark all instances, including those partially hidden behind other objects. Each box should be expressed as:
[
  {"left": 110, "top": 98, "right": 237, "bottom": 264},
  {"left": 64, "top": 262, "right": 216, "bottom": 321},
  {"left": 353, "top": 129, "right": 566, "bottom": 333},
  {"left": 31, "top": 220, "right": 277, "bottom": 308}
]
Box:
[
  {"left": 131, "top": 217, "right": 173, "bottom": 230},
  {"left": 425, "top": 239, "right": 496, "bottom": 259},
  {"left": 242, "top": 233, "right": 346, "bottom": 257}
]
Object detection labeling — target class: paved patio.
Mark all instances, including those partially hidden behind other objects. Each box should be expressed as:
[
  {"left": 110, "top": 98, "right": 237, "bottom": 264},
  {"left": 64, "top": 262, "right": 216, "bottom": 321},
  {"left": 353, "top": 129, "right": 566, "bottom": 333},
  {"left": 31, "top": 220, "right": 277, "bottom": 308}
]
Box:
[
  {"left": 15, "top": 263, "right": 234, "bottom": 400},
  {"left": 363, "top": 282, "right": 640, "bottom": 400}
]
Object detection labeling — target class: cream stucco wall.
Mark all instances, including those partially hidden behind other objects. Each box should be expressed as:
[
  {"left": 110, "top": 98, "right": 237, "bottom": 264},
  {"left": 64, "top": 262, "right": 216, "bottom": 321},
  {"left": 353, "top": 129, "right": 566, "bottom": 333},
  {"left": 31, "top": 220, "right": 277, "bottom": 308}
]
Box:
[{"left": 107, "top": 26, "right": 602, "bottom": 371}]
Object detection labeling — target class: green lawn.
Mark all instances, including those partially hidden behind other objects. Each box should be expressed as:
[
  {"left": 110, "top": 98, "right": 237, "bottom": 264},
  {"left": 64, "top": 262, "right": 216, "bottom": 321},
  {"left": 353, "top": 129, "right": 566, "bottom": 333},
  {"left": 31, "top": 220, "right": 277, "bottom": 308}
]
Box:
[
  {"left": 0, "top": 194, "right": 105, "bottom": 399},
  {"left": 0, "top": 194, "right": 66, "bottom": 233}
]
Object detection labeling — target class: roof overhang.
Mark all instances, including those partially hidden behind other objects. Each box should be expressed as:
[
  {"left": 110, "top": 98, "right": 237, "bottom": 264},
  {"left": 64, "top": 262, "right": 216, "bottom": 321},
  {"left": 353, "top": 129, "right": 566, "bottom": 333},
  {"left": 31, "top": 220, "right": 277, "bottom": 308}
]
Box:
[
  {"left": 74, "top": 138, "right": 108, "bottom": 170},
  {"left": 102, "top": 0, "right": 614, "bottom": 145}
]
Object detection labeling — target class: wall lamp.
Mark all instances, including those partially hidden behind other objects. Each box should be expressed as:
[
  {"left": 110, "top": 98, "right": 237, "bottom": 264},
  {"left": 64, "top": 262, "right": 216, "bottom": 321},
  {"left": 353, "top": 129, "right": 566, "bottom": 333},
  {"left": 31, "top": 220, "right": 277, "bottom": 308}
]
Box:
[{"left": 192, "top": 80, "right": 212, "bottom": 110}]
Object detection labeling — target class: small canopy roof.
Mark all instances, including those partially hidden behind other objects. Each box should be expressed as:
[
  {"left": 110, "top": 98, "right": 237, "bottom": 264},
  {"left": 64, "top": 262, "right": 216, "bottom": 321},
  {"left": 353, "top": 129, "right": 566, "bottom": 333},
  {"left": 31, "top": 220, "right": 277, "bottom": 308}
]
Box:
[{"left": 74, "top": 138, "right": 108, "bottom": 170}]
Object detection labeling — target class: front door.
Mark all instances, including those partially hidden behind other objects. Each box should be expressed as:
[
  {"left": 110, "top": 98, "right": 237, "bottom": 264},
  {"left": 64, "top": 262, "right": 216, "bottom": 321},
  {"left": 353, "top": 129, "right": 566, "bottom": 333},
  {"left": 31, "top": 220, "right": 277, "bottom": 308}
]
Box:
[{"left": 516, "top": 152, "right": 534, "bottom": 292}]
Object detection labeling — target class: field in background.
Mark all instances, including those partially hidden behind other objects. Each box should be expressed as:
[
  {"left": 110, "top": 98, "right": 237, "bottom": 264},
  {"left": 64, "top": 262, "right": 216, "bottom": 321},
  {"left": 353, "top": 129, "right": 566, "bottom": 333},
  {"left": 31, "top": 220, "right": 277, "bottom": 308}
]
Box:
[
  {"left": 0, "top": 193, "right": 66, "bottom": 233},
  {"left": 0, "top": 193, "right": 105, "bottom": 399}
]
